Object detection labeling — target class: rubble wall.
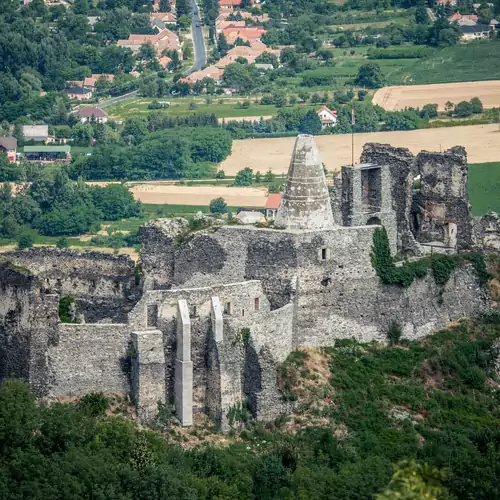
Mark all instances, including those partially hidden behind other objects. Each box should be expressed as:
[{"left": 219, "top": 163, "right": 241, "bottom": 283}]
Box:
[{"left": 0, "top": 248, "right": 141, "bottom": 322}]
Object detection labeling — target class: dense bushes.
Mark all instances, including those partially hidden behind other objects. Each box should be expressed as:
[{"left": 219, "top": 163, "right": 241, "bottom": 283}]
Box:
[
  {"left": 0, "top": 171, "right": 141, "bottom": 238},
  {"left": 68, "top": 127, "right": 232, "bottom": 181}
]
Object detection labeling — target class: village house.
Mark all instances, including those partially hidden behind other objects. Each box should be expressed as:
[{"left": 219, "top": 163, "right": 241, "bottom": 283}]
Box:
[
  {"left": 0, "top": 137, "right": 17, "bottom": 163},
  {"left": 159, "top": 55, "right": 173, "bottom": 69},
  {"left": 117, "top": 28, "right": 182, "bottom": 56},
  {"left": 22, "top": 125, "right": 49, "bottom": 142},
  {"left": 218, "top": 0, "right": 248, "bottom": 9},
  {"left": 83, "top": 74, "right": 115, "bottom": 90},
  {"left": 178, "top": 65, "right": 224, "bottom": 84},
  {"left": 215, "top": 44, "right": 279, "bottom": 68},
  {"left": 459, "top": 24, "right": 491, "bottom": 40},
  {"left": 264, "top": 193, "right": 282, "bottom": 219},
  {"left": 66, "top": 86, "right": 93, "bottom": 101},
  {"left": 448, "top": 12, "right": 478, "bottom": 24},
  {"left": 76, "top": 106, "right": 108, "bottom": 124},
  {"left": 223, "top": 26, "right": 267, "bottom": 44},
  {"left": 150, "top": 11, "right": 177, "bottom": 30},
  {"left": 317, "top": 106, "right": 337, "bottom": 129},
  {"left": 216, "top": 20, "right": 246, "bottom": 33}
]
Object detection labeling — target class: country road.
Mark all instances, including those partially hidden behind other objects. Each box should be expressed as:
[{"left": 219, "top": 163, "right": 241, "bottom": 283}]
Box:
[
  {"left": 187, "top": 0, "right": 207, "bottom": 74},
  {"left": 97, "top": 1, "right": 207, "bottom": 108}
]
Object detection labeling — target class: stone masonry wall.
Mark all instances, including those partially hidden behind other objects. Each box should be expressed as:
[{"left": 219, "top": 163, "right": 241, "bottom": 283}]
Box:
[
  {"left": 414, "top": 147, "right": 472, "bottom": 250},
  {"left": 0, "top": 263, "right": 59, "bottom": 396},
  {"left": 0, "top": 248, "right": 141, "bottom": 322},
  {"left": 47, "top": 323, "right": 133, "bottom": 397}
]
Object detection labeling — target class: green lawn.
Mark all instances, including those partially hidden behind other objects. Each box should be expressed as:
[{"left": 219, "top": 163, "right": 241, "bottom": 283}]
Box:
[
  {"left": 468, "top": 162, "right": 500, "bottom": 216},
  {"left": 391, "top": 41, "right": 500, "bottom": 85}
]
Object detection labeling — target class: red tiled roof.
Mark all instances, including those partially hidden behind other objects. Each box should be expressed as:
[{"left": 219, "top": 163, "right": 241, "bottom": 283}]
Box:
[
  {"left": 76, "top": 106, "right": 108, "bottom": 118},
  {"left": 265, "top": 193, "right": 282, "bottom": 210}
]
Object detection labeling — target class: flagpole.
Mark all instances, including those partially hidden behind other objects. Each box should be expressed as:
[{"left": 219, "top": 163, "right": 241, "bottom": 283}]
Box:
[{"left": 351, "top": 107, "right": 355, "bottom": 166}]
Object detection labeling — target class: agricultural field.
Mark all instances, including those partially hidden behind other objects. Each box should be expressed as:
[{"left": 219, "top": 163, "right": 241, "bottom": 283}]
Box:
[
  {"left": 220, "top": 124, "right": 500, "bottom": 177},
  {"left": 373, "top": 81, "right": 500, "bottom": 111},
  {"left": 390, "top": 41, "right": 500, "bottom": 85},
  {"left": 129, "top": 183, "right": 268, "bottom": 208},
  {"left": 468, "top": 162, "right": 500, "bottom": 216},
  {"left": 106, "top": 97, "right": 281, "bottom": 121}
]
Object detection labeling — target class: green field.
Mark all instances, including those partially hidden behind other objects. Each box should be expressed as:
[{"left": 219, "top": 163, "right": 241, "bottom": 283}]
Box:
[
  {"left": 468, "top": 162, "right": 500, "bottom": 216},
  {"left": 107, "top": 98, "right": 281, "bottom": 120},
  {"left": 391, "top": 41, "right": 500, "bottom": 85}
]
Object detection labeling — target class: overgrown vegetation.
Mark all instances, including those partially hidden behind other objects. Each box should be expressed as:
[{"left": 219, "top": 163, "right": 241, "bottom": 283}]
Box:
[
  {"left": 370, "top": 227, "right": 489, "bottom": 288},
  {"left": 58, "top": 295, "right": 76, "bottom": 323},
  {"left": 1, "top": 316, "right": 500, "bottom": 498}
]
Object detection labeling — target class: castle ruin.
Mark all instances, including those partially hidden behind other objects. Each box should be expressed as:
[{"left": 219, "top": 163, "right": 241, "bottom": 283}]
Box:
[{"left": 0, "top": 135, "right": 495, "bottom": 430}]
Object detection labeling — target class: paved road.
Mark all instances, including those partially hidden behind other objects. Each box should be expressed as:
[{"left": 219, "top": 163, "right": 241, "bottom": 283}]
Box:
[
  {"left": 427, "top": 7, "right": 437, "bottom": 22},
  {"left": 98, "top": 2, "right": 206, "bottom": 108},
  {"left": 99, "top": 90, "right": 139, "bottom": 109},
  {"left": 187, "top": 0, "right": 207, "bottom": 74}
]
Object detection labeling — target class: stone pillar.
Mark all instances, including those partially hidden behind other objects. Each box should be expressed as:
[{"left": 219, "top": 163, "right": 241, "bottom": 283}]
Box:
[
  {"left": 211, "top": 296, "right": 223, "bottom": 342},
  {"left": 174, "top": 299, "right": 193, "bottom": 426},
  {"left": 131, "top": 330, "right": 166, "bottom": 423}
]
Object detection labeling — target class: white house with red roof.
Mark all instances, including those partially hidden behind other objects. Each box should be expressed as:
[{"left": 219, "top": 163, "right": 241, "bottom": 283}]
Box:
[
  {"left": 76, "top": 106, "right": 108, "bottom": 124},
  {"left": 265, "top": 193, "right": 283, "bottom": 219},
  {"left": 316, "top": 106, "right": 337, "bottom": 129}
]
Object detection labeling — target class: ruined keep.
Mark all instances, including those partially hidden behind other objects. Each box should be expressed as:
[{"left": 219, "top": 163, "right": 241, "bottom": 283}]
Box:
[{"left": 0, "top": 135, "right": 494, "bottom": 430}]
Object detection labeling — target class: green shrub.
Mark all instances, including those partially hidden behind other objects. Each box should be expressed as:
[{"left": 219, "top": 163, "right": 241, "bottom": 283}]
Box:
[
  {"left": 17, "top": 234, "right": 33, "bottom": 249},
  {"left": 387, "top": 321, "right": 403, "bottom": 346},
  {"left": 78, "top": 392, "right": 109, "bottom": 417},
  {"left": 430, "top": 254, "right": 460, "bottom": 286},
  {"left": 58, "top": 296, "right": 76, "bottom": 323}
]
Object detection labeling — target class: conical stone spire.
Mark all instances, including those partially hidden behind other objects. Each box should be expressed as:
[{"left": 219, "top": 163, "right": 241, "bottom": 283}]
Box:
[{"left": 274, "top": 134, "right": 335, "bottom": 230}]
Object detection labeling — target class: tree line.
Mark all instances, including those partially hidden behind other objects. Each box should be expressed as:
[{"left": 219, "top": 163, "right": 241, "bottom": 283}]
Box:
[{"left": 0, "top": 170, "right": 140, "bottom": 238}]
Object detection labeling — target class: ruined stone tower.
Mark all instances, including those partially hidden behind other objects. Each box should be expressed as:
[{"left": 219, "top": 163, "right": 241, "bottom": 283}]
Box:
[{"left": 274, "top": 134, "right": 335, "bottom": 230}]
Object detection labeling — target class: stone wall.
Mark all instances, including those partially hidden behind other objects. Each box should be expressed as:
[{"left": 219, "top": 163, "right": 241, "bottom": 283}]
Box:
[
  {"left": 472, "top": 213, "right": 500, "bottom": 252},
  {"left": 0, "top": 248, "right": 141, "bottom": 322},
  {"left": 47, "top": 323, "right": 133, "bottom": 397},
  {"left": 0, "top": 263, "right": 59, "bottom": 396},
  {"left": 140, "top": 218, "right": 188, "bottom": 290},
  {"left": 414, "top": 147, "right": 472, "bottom": 251},
  {"left": 360, "top": 143, "right": 420, "bottom": 255}
]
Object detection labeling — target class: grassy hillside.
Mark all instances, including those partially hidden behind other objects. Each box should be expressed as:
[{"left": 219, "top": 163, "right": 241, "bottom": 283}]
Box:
[
  {"left": 469, "top": 162, "right": 500, "bottom": 216},
  {"left": 392, "top": 41, "right": 500, "bottom": 85}
]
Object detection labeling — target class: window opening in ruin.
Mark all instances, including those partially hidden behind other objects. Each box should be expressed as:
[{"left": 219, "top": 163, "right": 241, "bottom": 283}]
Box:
[
  {"left": 321, "top": 248, "right": 327, "bottom": 261},
  {"left": 147, "top": 304, "right": 158, "bottom": 327},
  {"left": 254, "top": 297, "right": 260, "bottom": 311},
  {"left": 242, "top": 309, "right": 245, "bottom": 317},
  {"left": 366, "top": 216, "right": 381, "bottom": 226},
  {"left": 361, "top": 167, "right": 382, "bottom": 214},
  {"left": 224, "top": 302, "right": 232, "bottom": 315},
  {"left": 193, "top": 305, "right": 197, "bottom": 317}
]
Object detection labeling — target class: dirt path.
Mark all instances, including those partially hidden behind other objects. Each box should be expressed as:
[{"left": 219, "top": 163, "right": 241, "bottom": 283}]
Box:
[
  {"left": 373, "top": 81, "right": 500, "bottom": 111},
  {"left": 220, "top": 124, "right": 500, "bottom": 175}
]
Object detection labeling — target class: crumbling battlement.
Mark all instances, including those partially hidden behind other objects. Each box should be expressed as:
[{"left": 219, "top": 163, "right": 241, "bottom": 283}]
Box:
[
  {"left": 358, "top": 143, "right": 473, "bottom": 254},
  {"left": 0, "top": 248, "right": 141, "bottom": 322}
]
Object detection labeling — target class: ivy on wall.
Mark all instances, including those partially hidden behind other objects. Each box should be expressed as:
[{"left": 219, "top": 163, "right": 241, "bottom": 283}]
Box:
[{"left": 370, "top": 227, "right": 489, "bottom": 289}]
